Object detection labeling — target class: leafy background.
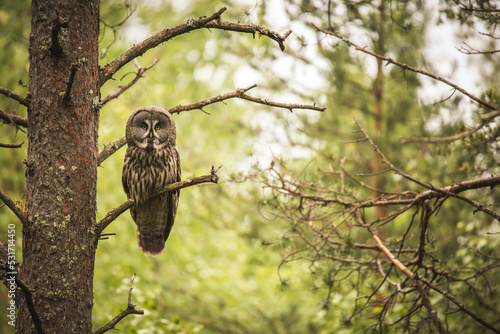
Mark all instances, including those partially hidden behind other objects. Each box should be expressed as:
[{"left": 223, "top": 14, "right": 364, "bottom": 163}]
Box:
[{"left": 1, "top": 0, "right": 499, "bottom": 333}]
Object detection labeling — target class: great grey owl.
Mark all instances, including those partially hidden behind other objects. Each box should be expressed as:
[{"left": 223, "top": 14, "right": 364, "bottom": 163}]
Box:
[{"left": 122, "top": 106, "right": 181, "bottom": 256}]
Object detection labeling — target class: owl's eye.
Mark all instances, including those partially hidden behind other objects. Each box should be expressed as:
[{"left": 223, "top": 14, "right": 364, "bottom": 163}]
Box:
[
  {"left": 141, "top": 123, "right": 148, "bottom": 130},
  {"left": 155, "top": 124, "right": 161, "bottom": 130}
]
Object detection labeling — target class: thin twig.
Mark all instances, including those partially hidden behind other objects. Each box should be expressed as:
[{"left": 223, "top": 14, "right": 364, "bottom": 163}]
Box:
[
  {"left": 63, "top": 63, "right": 79, "bottom": 103},
  {"left": 100, "top": 7, "right": 293, "bottom": 86},
  {"left": 169, "top": 85, "right": 325, "bottom": 114},
  {"left": 416, "top": 274, "right": 500, "bottom": 334},
  {"left": 15, "top": 277, "right": 46, "bottom": 334},
  {"left": 401, "top": 110, "right": 500, "bottom": 144},
  {"left": 94, "top": 274, "right": 144, "bottom": 334},
  {"left": 204, "top": 21, "right": 292, "bottom": 51},
  {"left": 355, "top": 118, "right": 500, "bottom": 221},
  {"left": 313, "top": 24, "right": 497, "bottom": 111},
  {"left": 100, "top": 8, "right": 227, "bottom": 86},
  {"left": 98, "top": 136, "right": 127, "bottom": 166},
  {"left": 414, "top": 279, "right": 447, "bottom": 334},
  {"left": 98, "top": 86, "right": 324, "bottom": 164},
  {"left": 96, "top": 167, "right": 220, "bottom": 236},
  {"left": 0, "top": 109, "right": 28, "bottom": 128},
  {"left": 457, "top": 41, "right": 500, "bottom": 55},
  {"left": 102, "top": 58, "right": 159, "bottom": 105},
  {"left": 0, "top": 142, "right": 24, "bottom": 148},
  {"left": 0, "top": 86, "right": 30, "bottom": 107},
  {"left": 356, "top": 213, "right": 500, "bottom": 334},
  {"left": 0, "top": 187, "right": 27, "bottom": 225}
]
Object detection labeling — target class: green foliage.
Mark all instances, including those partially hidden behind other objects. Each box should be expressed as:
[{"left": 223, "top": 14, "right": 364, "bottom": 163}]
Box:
[
  {"left": 249, "top": 0, "right": 500, "bottom": 332},
  {"left": 94, "top": 1, "right": 322, "bottom": 333},
  {"left": 1, "top": 0, "right": 499, "bottom": 333}
]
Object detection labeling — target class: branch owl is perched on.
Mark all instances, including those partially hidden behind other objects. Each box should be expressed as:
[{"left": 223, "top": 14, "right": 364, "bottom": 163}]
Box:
[{"left": 122, "top": 106, "right": 181, "bottom": 256}]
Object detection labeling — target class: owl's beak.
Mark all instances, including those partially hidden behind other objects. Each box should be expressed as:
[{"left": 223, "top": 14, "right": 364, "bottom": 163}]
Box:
[{"left": 149, "top": 131, "right": 153, "bottom": 138}]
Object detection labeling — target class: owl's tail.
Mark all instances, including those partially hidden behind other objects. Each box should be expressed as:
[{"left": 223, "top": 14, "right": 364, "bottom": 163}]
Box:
[
  {"left": 137, "top": 229, "right": 166, "bottom": 256},
  {"left": 132, "top": 195, "right": 175, "bottom": 256}
]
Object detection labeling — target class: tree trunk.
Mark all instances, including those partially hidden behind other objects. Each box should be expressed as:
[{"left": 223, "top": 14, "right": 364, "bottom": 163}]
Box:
[{"left": 18, "top": 1, "right": 100, "bottom": 333}]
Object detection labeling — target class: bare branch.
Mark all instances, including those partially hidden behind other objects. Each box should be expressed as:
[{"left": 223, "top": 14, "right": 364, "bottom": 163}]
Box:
[
  {"left": 236, "top": 88, "right": 325, "bottom": 112},
  {"left": 0, "top": 86, "right": 29, "bottom": 107},
  {"left": 98, "top": 136, "right": 127, "bottom": 166},
  {"left": 169, "top": 85, "right": 326, "bottom": 114},
  {"left": 99, "top": 5, "right": 136, "bottom": 59},
  {"left": 15, "top": 277, "right": 46, "bottom": 334},
  {"left": 401, "top": 110, "right": 500, "bottom": 144},
  {"left": 356, "top": 118, "right": 500, "bottom": 221},
  {"left": 204, "top": 21, "right": 292, "bottom": 51},
  {"left": 457, "top": 41, "right": 500, "bottom": 55},
  {"left": 99, "top": 8, "right": 227, "bottom": 86},
  {"left": 0, "top": 187, "right": 27, "bottom": 225},
  {"left": 94, "top": 274, "right": 144, "bottom": 334},
  {"left": 356, "top": 213, "right": 499, "bottom": 334},
  {"left": 102, "top": 58, "right": 159, "bottom": 105},
  {"left": 313, "top": 24, "right": 497, "bottom": 111},
  {"left": 63, "top": 63, "right": 79, "bottom": 103},
  {"left": 0, "top": 142, "right": 24, "bottom": 148},
  {"left": 96, "top": 167, "right": 220, "bottom": 236},
  {"left": 416, "top": 273, "right": 500, "bottom": 334},
  {"left": 0, "top": 241, "right": 44, "bottom": 334},
  {"left": 414, "top": 279, "right": 447, "bottom": 334},
  {"left": 98, "top": 87, "right": 323, "bottom": 164},
  {"left": 100, "top": 7, "right": 293, "bottom": 87},
  {"left": 0, "top": 108, "right": 28, "bottom": 128},
  {"left": 362, "top": 119, "right": 431, "bottom": 190}
]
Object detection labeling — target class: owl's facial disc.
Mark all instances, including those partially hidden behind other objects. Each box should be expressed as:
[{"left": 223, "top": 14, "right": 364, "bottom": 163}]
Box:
[{"left": 131, "top": 110, "right": 170, "bottom": 150}]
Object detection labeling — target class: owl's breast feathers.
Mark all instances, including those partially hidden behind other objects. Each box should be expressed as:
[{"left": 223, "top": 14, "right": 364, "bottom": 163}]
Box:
[
  {"left": 122, "top": 145, "right": 181, "bottom": 256},
  {"left": 122, "top": 146, "right": 180, "bottom": 204}
]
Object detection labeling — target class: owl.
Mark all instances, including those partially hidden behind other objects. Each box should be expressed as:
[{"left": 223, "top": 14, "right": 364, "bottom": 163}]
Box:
[{"left": 122, "top": 106, "right": 181, "bottom": 256}]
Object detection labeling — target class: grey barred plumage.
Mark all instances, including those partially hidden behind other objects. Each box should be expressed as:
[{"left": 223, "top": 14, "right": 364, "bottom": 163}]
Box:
[{"left": 122, "top": 106, "right": 181, "bottom": 256}]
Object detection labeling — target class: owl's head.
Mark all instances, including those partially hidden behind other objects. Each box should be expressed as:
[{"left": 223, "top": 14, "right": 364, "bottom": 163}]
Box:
[{"left": 125, "top": 106, "right": 176, "bottom": 150}]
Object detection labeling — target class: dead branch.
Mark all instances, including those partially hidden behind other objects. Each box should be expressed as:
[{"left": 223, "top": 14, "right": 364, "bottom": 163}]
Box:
[
  {"left": 50, "top": 14, "right": 68, "bottom": 56},
  {"left": 169, "top": 84, "right": 326, "bottom": 114},
  {"left": 414, "top": 279, "right": 447, "bottom": 334},
  {"left": 94, "top": 274, "right": 144, "bottom": 334},
  {"left": 235, "top": 87, "right": 325, "bottom": 112},
  {"left": 0, "top": 187, "right": 27, "bottom": 225},
  {"left": 457, "top": 41, "right": 500, "bottom": 55},
  {"left": 99, "top": 5, "right": 136, "bottom": 59},
  {"left": 0, "top": 142, "right": 24, "bottom": 148},
  {"left": 99, "top": 7, "right": 228, "bottom": 86},
  {"left": 101, "top": 58, "right": 159, "bottom": 105},
  {"left": 98, "top": 86, "right": 324, "bottom": 164},
  {"left": 99, "top": 7, "right": 293, "bottom": 87},
  {"left": 355, "top": 118, "right": 500, "bottom": 221},
  {"left": 313, "top": 25, "right": 497, "bottom": 111},
  {"left": 15, "top": 277, "right": 45, "bottom": 334},
  {"left": 98, "top": 136, "right": 127, "bottom": 166},
  {"left": 355, "top": 213, "right": 499, "bottom": 333},
  {"left": 204, "top": 21, "right": 292, "bottom": 51},
  {"left": 0, "top": 86, "right": 30, "bottom": 107},
  {"left": 401, "top": 110, "right": 500, "bottom": 144},
  {"left": 0, "top": 108, "right": 28, "bottom": 128},
  {"left": 63, "top": 63, "right": 79, "bottom": 103},
  {"left": 416, "top": 273, "right": 500, "bottom": 334},
  {"left": 96, "top": 167, "right": 220, "bottom": 236}
]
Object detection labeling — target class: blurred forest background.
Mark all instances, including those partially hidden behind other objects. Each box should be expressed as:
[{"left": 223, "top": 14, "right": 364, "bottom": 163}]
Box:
[{"left": 1, "top": 0, "right": 499, "bottom": 333}]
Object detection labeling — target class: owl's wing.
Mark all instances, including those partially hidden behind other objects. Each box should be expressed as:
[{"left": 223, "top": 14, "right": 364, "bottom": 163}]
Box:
[{"left": 162, "top": 146, "right": 181, "bottom": 242}]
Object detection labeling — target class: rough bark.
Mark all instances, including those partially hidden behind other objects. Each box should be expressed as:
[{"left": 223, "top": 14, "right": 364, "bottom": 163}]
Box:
[{"left": 18, "top": 1, "right": 100, "bottom": 333}]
